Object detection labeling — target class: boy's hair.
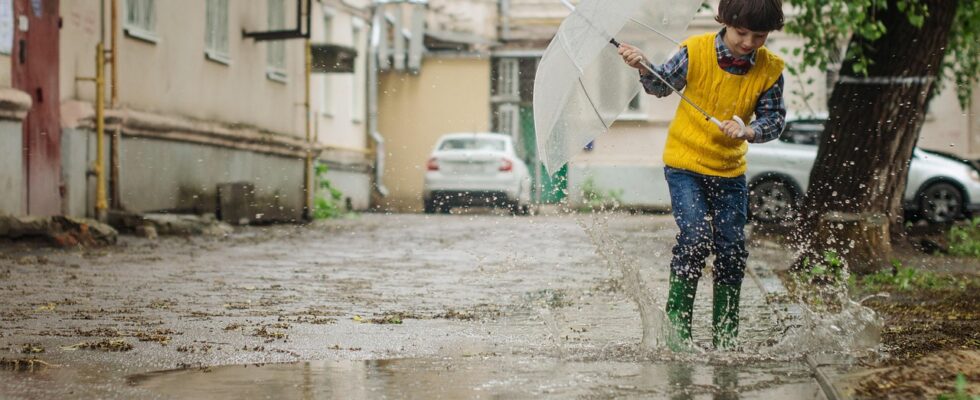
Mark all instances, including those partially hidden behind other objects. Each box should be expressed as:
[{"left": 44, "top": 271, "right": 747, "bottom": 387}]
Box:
[{"left": 715, "top": 0, "right": 784, "bottom": 32}]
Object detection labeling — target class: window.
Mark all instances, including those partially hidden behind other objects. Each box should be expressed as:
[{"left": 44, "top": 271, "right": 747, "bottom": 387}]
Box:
[
  {"left": 628, "top": 94, "right": 641, "bottom": 112},
  {"left": 351, "top": 18, "right": 365, "bottom": 122},
  {"left": 266, "top": 0, "right": 287, "bottom": 82},
  {"left": 205, "top": 0, "right": 230, "bottom": 63},
  {"left": 497, "top": 104, "right": 520, "bottom": 141},
  {"left": 617, "top": 92, "right": 646, "bottom": 120},
  {"left": 497, "top": 59, "right": 519, "bottom": 100},
  {"left": 125, "top": 0, "right": 157, "bottom": 42},
  {"left": 779, "top": 120, "right": 824, "bottom": 145},
  {"left": 320, "top": 11, "right": 334, "bottom": 114}
]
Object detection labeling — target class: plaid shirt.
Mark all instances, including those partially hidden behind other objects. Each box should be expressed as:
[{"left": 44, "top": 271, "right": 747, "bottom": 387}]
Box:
[{"left": 639, "top": 29, "right": 785, "bottom": 144}]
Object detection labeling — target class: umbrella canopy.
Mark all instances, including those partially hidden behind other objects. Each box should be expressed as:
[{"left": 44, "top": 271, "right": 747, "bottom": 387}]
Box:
[{"left": 533, "top": 0, "right": 704, "bottom": 174}]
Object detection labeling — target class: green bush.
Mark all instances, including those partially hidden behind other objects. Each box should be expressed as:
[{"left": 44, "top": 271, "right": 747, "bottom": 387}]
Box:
[
  {"left": 578, "top": 177, "right": 623, "bottom": 212},
  {"left": 948, "top": 217, "right": 980, "bottom": 258},
  {"left": 313, "top": 163, "right": 345, "bottom": 220}
]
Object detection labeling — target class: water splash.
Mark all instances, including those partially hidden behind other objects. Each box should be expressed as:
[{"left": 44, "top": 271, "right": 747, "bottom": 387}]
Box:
[
  {"left": 538, "top": 308, "right": 565, "bottom": 358},
  {"left": 770, "top": 288, "right": 884, "bottom": 356},
  {"left": 578, "top": 213, "right": 669, "bottom": 351}
]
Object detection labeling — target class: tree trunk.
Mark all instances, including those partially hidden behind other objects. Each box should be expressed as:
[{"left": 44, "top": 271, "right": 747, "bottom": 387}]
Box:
[{"left": 793, "top": 0, "right": 958, "bottom": 274}]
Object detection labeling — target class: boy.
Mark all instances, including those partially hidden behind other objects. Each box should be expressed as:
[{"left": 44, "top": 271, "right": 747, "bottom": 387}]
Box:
[{"left": 618, "top": 0, "right": 786, "bottom": 350}]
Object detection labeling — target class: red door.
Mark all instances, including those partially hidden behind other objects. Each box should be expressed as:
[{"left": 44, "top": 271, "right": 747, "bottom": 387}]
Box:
[{"left": 12, "top": 0, "right": 61, "bottom": 215}]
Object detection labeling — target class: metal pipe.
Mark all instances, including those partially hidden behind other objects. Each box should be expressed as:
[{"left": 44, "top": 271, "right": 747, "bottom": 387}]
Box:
[
  {"left": 109, "top": 0, "right": 121, "bottom": 210},
  {"left": 303, "top": 39, "right": 314, "bottom": 220},
  {"left": 110, "top": 0, "right": 118, "bottom": 108},
  {"left": 95, "top": 42, "right": 107, "bottom": 221},
  {"left": 368, "top": 3, "right": 389, "bottom": 198}
]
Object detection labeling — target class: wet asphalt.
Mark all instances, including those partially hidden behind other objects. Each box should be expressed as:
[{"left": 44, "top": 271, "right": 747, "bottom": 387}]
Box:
[{"left": 0, "top": 212, "right": 827, "bottom": 399}]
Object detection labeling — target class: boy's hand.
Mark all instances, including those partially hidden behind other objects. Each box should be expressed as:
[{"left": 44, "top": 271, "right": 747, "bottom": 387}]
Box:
[
  {"left": 720, "top": 120, "right": 755, "bottom": 141},
  {"left": 618, "top": 43, "right": 647, "bottom": 70}
]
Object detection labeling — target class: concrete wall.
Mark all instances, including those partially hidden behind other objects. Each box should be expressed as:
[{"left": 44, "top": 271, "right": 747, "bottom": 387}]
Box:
[
  {"left": 0, "top": 120, "right": 23, "bottom": 215},
  {"left": 377, "top": 56, "right": 492, "bottom": 211},
  {"left": 320, "top": 167, "right": 372, "bottom": 211},
  {"left": 62, "top": 129, "right": 305, "bottom": 220}
]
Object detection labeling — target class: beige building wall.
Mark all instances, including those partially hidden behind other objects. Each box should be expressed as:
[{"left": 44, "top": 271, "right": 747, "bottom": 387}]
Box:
[
  {"left": 378, "top": 56, "right": 491, "bottom": 211},
  {"left": 427, "top": 0, "right": 500, "bottom": 40},
  {"left": 314, "top": 2, "right": 369, "bottom": 151},
  {"left": 918, "top": 84, "right": 979, "bottom": 158},
  {"left": 60, "top": 0, "right": 306, "bottom": 137}
]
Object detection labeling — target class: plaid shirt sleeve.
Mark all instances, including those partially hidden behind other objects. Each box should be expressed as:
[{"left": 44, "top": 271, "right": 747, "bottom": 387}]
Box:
[
  {"left": 748, "top": 74, "right": 786, "bottom": 144},
  {"left": 639, "top": 47, "right": 688, "bottom": 97}
]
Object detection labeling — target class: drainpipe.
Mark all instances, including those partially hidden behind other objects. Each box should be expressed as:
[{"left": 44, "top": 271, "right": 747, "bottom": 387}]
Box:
[
  {"left": 368, "top": 5, "right": 389, "bottom": 198},
  {"left": 94, "top": 42, "right": 107, "bottom": 222},
  {"left": 108, "top": 0, "right": 122, "bottom": 210},
  {"left": 303, "top": 39, "right": 315, "bottom": 220},
  {"left": 110, "top": 0, "right": 118, "bottom": 108}
]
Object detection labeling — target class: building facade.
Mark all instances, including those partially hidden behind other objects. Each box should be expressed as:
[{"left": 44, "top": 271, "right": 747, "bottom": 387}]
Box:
[{"left": 0, "top": 0, "right": 374, "bottom": 220}]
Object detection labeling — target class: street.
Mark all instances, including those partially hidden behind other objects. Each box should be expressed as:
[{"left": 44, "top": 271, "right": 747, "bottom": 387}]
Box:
[{"left": 0, "top": 212, "right": 825, "bottom": 399}]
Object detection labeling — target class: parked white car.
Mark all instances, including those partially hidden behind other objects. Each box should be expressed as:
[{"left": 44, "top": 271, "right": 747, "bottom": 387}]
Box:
[
  {"left": 423, "top": 133, "right": 532, "bottom": 215},
  {"left": 746, "top": 118, "right": 980, "bottom": 224}
]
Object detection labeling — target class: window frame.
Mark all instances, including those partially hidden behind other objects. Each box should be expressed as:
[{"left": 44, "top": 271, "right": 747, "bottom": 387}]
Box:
[
  {"left": 496, "top": 103, "right": 520, "bottom": 142},
  {"left": 618, "top": 92, "right": 648, "bottom": 121},
  {"left": 319, "top": 9, "right": 335, "bottom": 116},
  {"left": 265, "top": 0, "right": 288, "bottom": 83},
  {"left": 205, "top": 0, "right": 231, "bottom": 65},
  {"left": 124, "top": 0, "right": 158, "bottom": 43}
]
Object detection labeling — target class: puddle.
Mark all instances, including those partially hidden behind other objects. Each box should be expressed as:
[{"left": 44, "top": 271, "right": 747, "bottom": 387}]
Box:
[{"left": 128, "top": 357, "right": 824, "bottom": 399}]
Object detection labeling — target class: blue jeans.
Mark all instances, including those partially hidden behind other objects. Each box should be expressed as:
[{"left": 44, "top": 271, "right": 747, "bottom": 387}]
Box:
[{"left": 665, "top": 167, "right": 748, "bottom": 286}]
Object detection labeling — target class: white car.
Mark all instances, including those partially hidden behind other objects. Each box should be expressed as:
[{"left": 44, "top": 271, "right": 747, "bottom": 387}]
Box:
[
  {"left": 423, "top": 133, "right": 532, "bottom": 214},
  {"left": 746, "top": 118, "right": 980, "bottom": 224}
]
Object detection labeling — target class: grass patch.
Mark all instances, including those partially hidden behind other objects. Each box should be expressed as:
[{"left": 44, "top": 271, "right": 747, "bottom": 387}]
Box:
[
  {"left": 948, "top": 217, "right": 980, "bottom": 258},
  {"left": 578, "top": 177, "right": 623, "bottom": 212},
  {"left": 938, "top": 373, "right": 978, "bottom": 400},
  {"left": 860, "top": 261, "right": 971, "bottom": 292}
]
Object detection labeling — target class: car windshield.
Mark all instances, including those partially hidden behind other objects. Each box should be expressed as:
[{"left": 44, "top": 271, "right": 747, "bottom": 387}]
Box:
[
  {"left": 439, "top": 137, "right": 506, "bottom": 152},
  {"left": 780, "top": 121, "right": 824, "bottom": 145}
]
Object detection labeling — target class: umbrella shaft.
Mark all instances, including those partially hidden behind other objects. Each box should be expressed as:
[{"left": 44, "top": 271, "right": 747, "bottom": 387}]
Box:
[{"left": 637, "top": 62, "right": 718, "bottom": 125}]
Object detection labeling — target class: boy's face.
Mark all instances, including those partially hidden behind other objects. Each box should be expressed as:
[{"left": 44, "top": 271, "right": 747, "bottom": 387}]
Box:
[{"left": 723, "top": 26, "right": 770, "bottom": 57}]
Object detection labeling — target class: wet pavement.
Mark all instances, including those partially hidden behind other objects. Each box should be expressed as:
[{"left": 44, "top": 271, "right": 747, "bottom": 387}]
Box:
[{"left": 0, "top": 212, "right": 827, "bottom": 399}]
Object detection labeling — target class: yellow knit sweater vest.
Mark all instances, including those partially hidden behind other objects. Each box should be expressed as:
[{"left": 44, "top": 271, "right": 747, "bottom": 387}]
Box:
[{"left": 662, "top": 33, "right": 784, "bottom": 177}]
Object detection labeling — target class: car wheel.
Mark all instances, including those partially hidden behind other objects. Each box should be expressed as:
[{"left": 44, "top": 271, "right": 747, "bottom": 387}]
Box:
[
  {"left": 749, "top": 179, "right": 797, "bottom": 224},
  {"left": 918, "top": 182, "right": 963, "bottom": 224}
]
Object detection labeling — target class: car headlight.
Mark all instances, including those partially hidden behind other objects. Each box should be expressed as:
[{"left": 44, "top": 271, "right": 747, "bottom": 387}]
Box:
[{"left": 971, "top": 169, "right": 980, "bottom": 183}]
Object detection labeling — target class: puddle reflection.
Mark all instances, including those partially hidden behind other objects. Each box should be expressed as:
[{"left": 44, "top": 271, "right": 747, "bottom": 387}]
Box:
[{"left": 128, "top": 357, "right": 822, "bottom": 399}]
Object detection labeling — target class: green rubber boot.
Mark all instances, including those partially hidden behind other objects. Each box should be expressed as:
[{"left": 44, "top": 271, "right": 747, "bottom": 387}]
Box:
[
  {"left": 712, "top": 282, "right": 741, "bottom": 350},
  {"left": 665, "top": 272, "right": 698, "bottom": 351}
]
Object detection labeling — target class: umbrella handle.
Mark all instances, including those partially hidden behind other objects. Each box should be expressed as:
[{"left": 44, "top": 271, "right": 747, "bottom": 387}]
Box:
[
  {"left": 709, "top": 116, "right": 748, "bottom": 139},
  {"left": 733, "top": 116, "right": 747, "bottom": 138}
]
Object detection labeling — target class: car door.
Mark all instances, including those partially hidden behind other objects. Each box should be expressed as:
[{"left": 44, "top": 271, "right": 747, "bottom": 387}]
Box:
[{"left": 746, "top": 120, "right": 823, "bottom": 190}]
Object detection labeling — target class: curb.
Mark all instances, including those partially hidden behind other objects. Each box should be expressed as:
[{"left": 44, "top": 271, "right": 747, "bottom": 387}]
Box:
[{"left": 745, "top": 264, "right": 845, "bottom": 400}]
